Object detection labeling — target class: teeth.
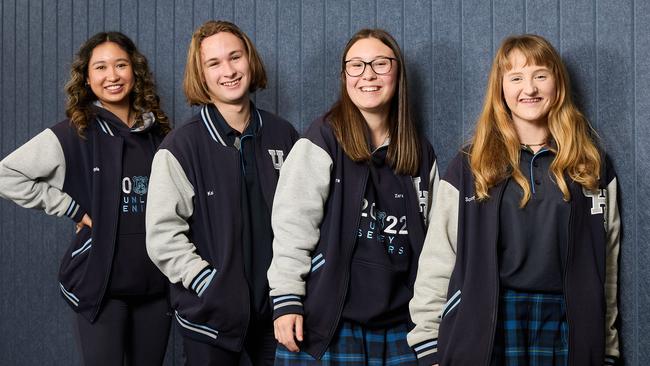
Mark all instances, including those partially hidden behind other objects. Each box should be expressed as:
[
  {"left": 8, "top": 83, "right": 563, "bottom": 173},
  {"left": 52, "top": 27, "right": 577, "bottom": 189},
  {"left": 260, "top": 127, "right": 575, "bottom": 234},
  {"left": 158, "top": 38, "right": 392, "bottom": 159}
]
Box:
[
  {"left": 105, "top": 85, "right": 122, "bottom": 90},
  {"left": 221, "top": 79, "right": 240, "bottom": 86},
  {"left": 520, "top": 98, "right": 541, "bottom": 102},
  {"left": 361, "top": 86, "right": 379, "bottom": 92}
]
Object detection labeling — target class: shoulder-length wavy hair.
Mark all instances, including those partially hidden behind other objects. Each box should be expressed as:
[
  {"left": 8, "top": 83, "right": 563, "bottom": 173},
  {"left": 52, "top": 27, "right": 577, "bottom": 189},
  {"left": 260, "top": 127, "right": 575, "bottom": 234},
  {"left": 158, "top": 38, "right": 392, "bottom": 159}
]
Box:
[
  {"left": 326, "top": 28, "right": 420, "bottom": 176},
  {"left": 469, "top": 34, "right": 601, "bottom": 206},
  {"left": 65, "top": 31, "right": 170, "bottom": 136},
  {"left": 184, "top": 20, "right": 267, "bottom": 105}
]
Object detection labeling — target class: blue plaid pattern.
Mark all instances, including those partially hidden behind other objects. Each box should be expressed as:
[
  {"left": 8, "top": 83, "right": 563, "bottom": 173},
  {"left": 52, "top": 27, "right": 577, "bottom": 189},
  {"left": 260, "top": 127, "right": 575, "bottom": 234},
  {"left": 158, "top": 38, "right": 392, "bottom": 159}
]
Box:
[
  {"left": 275, "top": 321, "right": 417, "bottom": 365},
  {"left": 491, "top": 289, "right": 568, "bottom": 366}
]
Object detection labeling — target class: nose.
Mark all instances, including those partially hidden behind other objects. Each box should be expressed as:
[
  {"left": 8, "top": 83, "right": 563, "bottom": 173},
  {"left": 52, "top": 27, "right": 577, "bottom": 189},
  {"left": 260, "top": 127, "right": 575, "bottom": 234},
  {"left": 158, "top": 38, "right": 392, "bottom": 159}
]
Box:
[
  {"left": 107, "top": 67, "right": 119, "bottom": 81},
  {"left": 222, "top": 61, "right": 237, "bottom": 77},
  {"left": 524, "top": 79, "right": 538, "bottom": 95},
  {"left": 361, "top": 64, "right": 377, "bottom": 80}
]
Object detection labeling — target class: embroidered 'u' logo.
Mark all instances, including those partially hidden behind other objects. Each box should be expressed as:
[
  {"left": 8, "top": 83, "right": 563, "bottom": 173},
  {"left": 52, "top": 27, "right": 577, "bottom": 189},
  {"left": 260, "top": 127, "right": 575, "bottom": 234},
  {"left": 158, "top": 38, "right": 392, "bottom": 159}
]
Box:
[{"left": 268, "top": 149, "right": 285, "bottom": 170}]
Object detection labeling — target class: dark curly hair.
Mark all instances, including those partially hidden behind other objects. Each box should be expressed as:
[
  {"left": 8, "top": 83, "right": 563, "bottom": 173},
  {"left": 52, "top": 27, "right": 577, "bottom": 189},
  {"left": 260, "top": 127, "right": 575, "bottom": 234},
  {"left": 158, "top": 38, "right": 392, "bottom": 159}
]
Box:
[{"left": 64, "top": 31, "right": 171, "bottom": 136}]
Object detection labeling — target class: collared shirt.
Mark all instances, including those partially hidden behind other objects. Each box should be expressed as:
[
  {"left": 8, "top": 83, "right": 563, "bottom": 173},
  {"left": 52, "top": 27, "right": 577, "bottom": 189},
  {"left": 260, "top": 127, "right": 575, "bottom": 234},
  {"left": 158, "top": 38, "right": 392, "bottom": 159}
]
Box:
[
  {"left": 207, "top": 103, "right": 273, "bottom": 319},
  {"left": 498, "top": 145, "right": 570, "bottom": 293}
]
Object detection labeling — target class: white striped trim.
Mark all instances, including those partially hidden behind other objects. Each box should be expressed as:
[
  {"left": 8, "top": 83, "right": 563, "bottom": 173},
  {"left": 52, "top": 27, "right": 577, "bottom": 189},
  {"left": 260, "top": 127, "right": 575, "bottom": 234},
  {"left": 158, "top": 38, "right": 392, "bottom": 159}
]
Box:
[
  {"left": 414, "top": 339, "right": 437, "bottom": 353},
  {"left": 440, "top": 289, "right": 461, "bottom": 318},
  {"left": 97, "top": 118, "right": 114, "bottom": 136},
  {"left": 272, "top": 295, "right": 301, "bottom": 303},
  {"left": 71, "top": 238, "right": 92, "bottom": 257},
  {"left": 311, "top": 253, "right": 323, "bottom": 263},
  {"left": 174, "top": 311, "right": 218, "bottom": 340},
  {"left": 190, "top": 267, "right": 212, "bottom": 290},
  {"left": 65, "top": 200, "right": 78, "bottom": 217},
  {"left": 196, "top": 269, "right": 217, "bottom": 297},
  {"left": 311, "top": 259, "right": 325, "bottom": 272},
  {"left": 59, "top": 283, "right": 79, "bottom": 306},
  {"left": 273, "top": 301, "right": 303, "bottom": 310},
  {"left": 200, "top": 106, "right": 227, "bottom": 146},
  {"left": 311, "top": 253, "right": 325, "bottom": 272}
]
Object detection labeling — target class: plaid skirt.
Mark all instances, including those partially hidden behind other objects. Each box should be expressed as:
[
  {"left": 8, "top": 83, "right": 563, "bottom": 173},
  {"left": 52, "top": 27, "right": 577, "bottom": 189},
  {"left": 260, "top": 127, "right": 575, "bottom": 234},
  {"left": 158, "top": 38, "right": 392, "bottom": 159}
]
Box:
[
  {"left": 491, "top": 288, "right": 569, "bottom": 366},
  {"left": 275, "top": 321, "right": 417, "bottom": 365}
]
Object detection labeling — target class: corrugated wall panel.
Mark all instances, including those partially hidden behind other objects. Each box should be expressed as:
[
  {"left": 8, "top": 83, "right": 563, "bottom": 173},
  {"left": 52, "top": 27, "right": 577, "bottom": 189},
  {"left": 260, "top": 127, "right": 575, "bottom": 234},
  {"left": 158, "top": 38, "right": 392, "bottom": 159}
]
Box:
[
  {"left": 0, "top": 1, "right": 647, "bottom": 364},
  {"left": 634, "top": 0, "right": 650, "bottom": 363}
]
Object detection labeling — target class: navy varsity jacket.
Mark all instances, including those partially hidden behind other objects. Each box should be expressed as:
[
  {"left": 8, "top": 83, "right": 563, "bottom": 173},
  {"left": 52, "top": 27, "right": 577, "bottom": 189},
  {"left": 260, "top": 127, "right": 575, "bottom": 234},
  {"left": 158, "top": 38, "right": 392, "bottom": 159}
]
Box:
[
  {"left": 146, "top": 104, "right": 299, "bottom": 352},
  {"left": 408, "top": 151, "right": 621, "bottom": 365},
  {"left": 0, "top": 106, "right": 167, "bottom": 322},
  {"left": 267, "top": 117, "right": 439, "bottom": 359}
]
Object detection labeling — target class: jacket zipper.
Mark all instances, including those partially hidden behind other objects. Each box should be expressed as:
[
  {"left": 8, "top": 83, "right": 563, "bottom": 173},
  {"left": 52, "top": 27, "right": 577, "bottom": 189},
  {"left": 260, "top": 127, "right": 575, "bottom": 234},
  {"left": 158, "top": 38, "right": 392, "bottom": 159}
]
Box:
[
  {"left": 320, "top": 167, "right": 369, "bottom": 358},
  {"left": 484, "top": 180, "right": 508, "bottom": 365},
  {"left": 234, "top": 152, "right": 252, "bottom": 350},
  {"left": 91, "top": 134, "right": 123, "bottom": 322}
]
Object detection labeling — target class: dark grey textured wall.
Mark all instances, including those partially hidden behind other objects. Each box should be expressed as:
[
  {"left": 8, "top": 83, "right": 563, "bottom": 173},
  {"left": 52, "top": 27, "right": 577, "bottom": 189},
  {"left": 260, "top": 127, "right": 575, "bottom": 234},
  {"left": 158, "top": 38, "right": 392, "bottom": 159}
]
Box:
[{"left": 0, "top": 0, "right": 647, "bottom": 364}]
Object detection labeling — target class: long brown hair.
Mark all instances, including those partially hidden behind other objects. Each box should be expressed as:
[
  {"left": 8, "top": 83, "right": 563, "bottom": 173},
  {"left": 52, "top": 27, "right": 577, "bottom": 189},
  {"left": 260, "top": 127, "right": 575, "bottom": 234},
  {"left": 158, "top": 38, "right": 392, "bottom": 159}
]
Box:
[
  {"left": 326, "top": 29, "right": 420, "bottom": 176},
  {"left": 469, "top": 34, "right": 601, "bottom": 206},
  {"left": 184, "top": 20, "right": 267, "bottom": 105},
  {"left": 65, "top": 32, "right": 170, "bottom": 136}
]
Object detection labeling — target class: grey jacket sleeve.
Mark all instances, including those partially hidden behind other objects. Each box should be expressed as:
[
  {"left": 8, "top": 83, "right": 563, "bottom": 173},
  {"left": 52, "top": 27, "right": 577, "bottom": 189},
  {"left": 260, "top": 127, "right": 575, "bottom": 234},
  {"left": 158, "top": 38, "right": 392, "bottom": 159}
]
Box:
[
  {"left": 146, "top": 149, "right": 214, "bottom": 295},
  {"left": 0, "top": 129, "right": 81, "bottom": 220},
  {"left": 407, "top": 179, "right": 459, "bottom": 363},
  {"left": 267, "top": 138, "right": 333, "bottom": 313},
  {"left": 604, "top": 177, "right": 621, "bottom": 362}
]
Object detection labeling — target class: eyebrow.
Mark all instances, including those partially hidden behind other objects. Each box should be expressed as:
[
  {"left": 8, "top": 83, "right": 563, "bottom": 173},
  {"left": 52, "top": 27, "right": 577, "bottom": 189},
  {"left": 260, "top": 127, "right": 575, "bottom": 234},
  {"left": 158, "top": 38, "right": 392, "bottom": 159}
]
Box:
[
  {"left": 505, "top": 67, "right": 550, "bottom": 75},
  {"left": 203, "top": 50, "right": 244, "bottom": 64},
  {"left": 345, "top": 55, "right": 394, "bottom": 61},
  {"left": 90, "top": 58, "right": 130, "bottom": 67}
]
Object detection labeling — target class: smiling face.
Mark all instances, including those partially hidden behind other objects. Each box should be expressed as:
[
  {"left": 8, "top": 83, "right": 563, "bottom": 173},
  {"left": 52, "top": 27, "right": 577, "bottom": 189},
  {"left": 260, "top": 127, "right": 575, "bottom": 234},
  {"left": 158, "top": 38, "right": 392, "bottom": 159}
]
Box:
[
  {"left": 87, "top": 41, "right": 134, "bottom": 110},
  {"left": 200, "top": 31, "right": 251, "bottom": 108},
  {"left": 502, "top": 49, "right": 557, "bottom": 127},
  {"left": 344, "top": 37, "right": 398, "bottom": 121}
]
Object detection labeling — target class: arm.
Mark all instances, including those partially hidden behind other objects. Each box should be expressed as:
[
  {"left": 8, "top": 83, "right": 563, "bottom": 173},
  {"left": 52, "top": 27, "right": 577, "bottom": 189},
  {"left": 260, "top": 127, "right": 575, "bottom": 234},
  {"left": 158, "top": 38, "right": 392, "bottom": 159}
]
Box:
[
  {"left": 408, "top": 179, "right": 459, "bottom": 366},
  {"left": 267, "top": 138, "right": 333, "bottom": 350},
  {"left": 604, "top": 176, "right": 620, "bottom": 365},
  {"left": 0, "top": 129, "right": 85, "bottom": 222},
  {"left": 145, "top": 149, "right": 214, "bottom": 296}
]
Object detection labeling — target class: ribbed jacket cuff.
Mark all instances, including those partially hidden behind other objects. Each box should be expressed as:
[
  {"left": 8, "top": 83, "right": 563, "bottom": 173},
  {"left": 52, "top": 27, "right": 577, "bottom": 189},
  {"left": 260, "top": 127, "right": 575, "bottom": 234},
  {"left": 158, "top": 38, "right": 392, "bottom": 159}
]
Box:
[
  {"left": 271, "top": 295, "right": 304, "bottom": 320},
  {"left": 189, "top": 265, "right": 217, "bottom": 297},
  {"left": 412, "top": 339, "right": 438, "bottom": 366},
  {"left": 605, "top": 355, "right": 619, "bottom": 365},
  {"left": 65, "top": 199, "right": 86, "bottom": 223}
]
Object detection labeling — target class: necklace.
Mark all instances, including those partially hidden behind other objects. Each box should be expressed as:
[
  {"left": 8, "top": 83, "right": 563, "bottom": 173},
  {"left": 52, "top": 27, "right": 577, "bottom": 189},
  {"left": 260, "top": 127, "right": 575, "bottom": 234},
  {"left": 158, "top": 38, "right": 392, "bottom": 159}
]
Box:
[{"left": 520, "top": 140, "right": 548, "bottom": 149}]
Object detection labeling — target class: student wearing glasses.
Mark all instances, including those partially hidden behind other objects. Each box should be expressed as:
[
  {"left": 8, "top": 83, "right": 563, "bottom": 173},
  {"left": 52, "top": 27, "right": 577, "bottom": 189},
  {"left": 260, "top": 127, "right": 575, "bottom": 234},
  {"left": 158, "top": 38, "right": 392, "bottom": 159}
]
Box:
[{"left": 268, "top": 28, "right": 439, "bottom": 365}]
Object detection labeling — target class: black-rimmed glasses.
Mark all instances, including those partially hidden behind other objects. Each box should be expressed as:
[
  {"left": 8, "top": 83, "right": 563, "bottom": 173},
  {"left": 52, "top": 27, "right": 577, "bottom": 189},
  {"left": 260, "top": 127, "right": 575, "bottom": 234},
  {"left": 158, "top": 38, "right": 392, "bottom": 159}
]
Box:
[{"left": 344, "top": 57, "right": 397, "bottom": 77}]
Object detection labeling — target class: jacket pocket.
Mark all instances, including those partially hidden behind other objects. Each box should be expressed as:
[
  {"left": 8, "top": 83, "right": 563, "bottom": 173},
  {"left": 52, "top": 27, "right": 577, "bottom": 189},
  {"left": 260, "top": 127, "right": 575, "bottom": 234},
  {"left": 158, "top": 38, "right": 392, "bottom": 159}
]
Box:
[
  {"left": 439, "top": 289, "right": 461, "bottom": 319},
  {"left": 174, "top": 310, "right": 219, "bottom": 341},
  {"left": 58, "top": 226, "right": 93, "bottom": 306}
]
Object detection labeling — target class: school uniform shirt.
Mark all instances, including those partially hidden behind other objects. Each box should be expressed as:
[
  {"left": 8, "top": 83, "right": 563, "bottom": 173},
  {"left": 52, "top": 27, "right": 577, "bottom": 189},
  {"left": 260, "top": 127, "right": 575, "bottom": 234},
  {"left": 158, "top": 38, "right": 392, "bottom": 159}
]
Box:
[
  {"left": 267, "top": 116, "right": 439, "bottom": 359},
  {"left": 204, "top": 104, "right": 274, "bottom": 320},
  {"left": 498, "top": 146, "right": 569, "bottom": 293},
  {"left": 146, "top": 103, "right": 299, "bottom": 352},
  {"left": 0, "top": 105, "right": 167, "bottom": 322},
  {"left": 407, "top": 150, "right": 621, "bottom": 366}
]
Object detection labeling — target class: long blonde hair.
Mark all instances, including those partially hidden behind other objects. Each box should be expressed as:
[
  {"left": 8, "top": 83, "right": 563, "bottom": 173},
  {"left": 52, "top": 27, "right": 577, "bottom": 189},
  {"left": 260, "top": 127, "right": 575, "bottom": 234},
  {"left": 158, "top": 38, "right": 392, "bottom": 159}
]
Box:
[{"left": 470, "top": 34, "right": 601, "bottom": 206}]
